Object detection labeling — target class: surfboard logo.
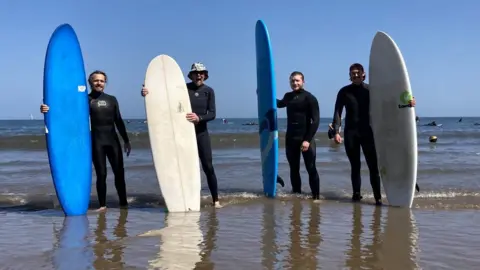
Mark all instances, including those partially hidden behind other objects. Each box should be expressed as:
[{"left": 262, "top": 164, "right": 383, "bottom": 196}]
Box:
[
  {"left": 259, "top": 109, "right": 278, "bottom": 134},
  {"left": 259, "top": 109, "right": 278, "bottom": 165},
  {"left": 380, "top": 166, "right": 387, "bottom": 178},
  {"left": 78, "top": 85, "right": 86, "bottom": 92},
  {"left": 177, "top": 102, "right": 184, "bottom": 113},
  {"left": 398, "top": 90, "right": 413, "bottom": 109}
]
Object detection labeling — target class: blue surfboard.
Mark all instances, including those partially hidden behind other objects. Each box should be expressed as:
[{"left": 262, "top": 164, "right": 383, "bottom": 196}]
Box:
[
  {"left": 43, "top": 24, "right": 91, "bottom": 216},
  {"left": 255, "top": 20, "right": 279, "bottom": 198}
]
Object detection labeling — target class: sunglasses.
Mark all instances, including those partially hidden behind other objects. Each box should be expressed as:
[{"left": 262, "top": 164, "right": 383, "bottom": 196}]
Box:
[{"left": 191, "top": 71, "right": 206, "bottom": 75}]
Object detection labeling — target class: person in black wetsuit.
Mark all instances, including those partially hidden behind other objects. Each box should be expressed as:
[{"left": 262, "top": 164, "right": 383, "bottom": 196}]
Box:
[
  {"left": 40, "top": 70, "right": 131, "bottom": 212},
  {"left": 141, "top": 62, "right": 221, "bottom": 208},
  {"left": 277, "top": 71, "right": 321, "bottom": 202},
  {"left": 332, "top": 63, "right": 416, "bottom": 205}
]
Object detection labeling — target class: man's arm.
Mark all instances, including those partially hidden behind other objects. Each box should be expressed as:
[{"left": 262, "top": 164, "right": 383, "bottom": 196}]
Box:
[
  {"left": 113, "top": 97, "right": 130, "bottom": 144},
  {"left": 332, "top": 89, "right": 345, "bottom": 134},
  {"left": 303, "top": 94, "right": 320, "bottom": 142},
  {"left": 277, "top": 93, "right": 288, "bottom": 108},
  {"left": 199, "top": 87, "right": 216, "bottom": 122}
]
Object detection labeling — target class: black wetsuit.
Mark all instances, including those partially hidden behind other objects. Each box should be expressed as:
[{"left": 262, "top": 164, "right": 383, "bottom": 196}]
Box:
[
  {"left": 277, "top": 89, "right": 320, "bottom": 199},
  {"left": 332, "top": 83, "right": 381, "bottom": 201},
  {"left": 89, "top": 91, "right": 130, "bottom": 208},
  {"left": 187, "top": 82, "right": 219, "bottom": 202}
]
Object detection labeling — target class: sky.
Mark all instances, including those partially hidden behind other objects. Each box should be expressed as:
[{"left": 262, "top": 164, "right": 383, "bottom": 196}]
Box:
[{"left": 0, "top": 0, "right": 478, "bottom": 119}]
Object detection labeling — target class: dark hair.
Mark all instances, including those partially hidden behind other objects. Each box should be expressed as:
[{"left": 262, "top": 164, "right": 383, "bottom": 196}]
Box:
[
  {"left": 289, "top": 71, "right": 304, "bottom": 81},
  {"left": 349, "top": 63, "right": 364, "bottom": 72},
  {"left": 88, "top": 70, "right": 108, "bottom": 84},
  {"left": 349, "top": 63, "right": 365, "bottom": 80}
]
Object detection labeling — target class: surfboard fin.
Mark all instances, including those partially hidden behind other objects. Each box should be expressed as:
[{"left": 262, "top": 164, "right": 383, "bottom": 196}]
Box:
[
  {"left": 415, "top": 184, "right": 420, "bottom": 192},
  {"left": 277, "top": 176, "right": 285, "bottom": 187}
]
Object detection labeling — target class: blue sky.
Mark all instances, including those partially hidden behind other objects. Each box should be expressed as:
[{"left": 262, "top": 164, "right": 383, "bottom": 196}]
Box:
[{"left": 0, "top": 1, "right": 478, "bottom": 119}]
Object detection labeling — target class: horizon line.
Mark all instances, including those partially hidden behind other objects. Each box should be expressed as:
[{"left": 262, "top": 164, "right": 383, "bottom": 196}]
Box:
[{"left": 1, "top": 116, "right": 473, "bottom": 121}]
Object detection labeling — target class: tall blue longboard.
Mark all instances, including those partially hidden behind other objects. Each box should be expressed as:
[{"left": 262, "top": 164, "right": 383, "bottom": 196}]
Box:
[
  {"left": 255, "top": 20, "right": 279, "bottom": 197},
  {"left": 43, "top": 24, "right": 91, "bottom": 216}
]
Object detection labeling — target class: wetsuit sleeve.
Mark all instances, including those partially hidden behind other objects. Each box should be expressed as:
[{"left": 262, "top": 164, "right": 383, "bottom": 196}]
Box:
[
  {"left": 304, "top": 94, "right": 320, "bottom": 142},
  {"left": 113, "top": 97, "right": 130, "bottom": 143},
  {"left": 332, "top": 89, "right": 344, "bottom": 134},
  {"left": 277, "top": 93, "right": 287, "bottom": 108},
  {"left": 199, "top": 88, "right": 216, "bottom": 122}
]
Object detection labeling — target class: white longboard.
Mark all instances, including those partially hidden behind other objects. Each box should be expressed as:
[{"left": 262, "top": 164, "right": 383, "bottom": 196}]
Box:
[
  {"left": 144, "top": 54, "right": 201, "bottom": 212},
  {"left": 369, "top": 31, "right": 418, "bottom": 208},
  {"left": 139, "top": 212, "right": 202, "bottom": 269}
]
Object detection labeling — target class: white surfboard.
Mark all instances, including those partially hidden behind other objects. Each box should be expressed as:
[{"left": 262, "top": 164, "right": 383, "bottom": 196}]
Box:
[
  {"left": 139, "top": 212, "right": 202, "bottom": 269},
  {"left": 369, "top": 31, "right": 418, "bottom": 208},
  {"left": 144, "top": 54, "right": 201, "bottom": 212}
]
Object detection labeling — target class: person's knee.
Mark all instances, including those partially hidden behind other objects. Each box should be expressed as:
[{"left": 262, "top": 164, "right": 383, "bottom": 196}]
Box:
[
  {"left": 348, "top": 159, "right": 360, "bottom": 171},
  {"left": 365, "top": 153, "right": 378, "bottom": 167},
  {"left": 305, "top": 161, "right": 317, "bottom": 173},
  {"left": 113, "top": 166, "right": 125, "bottom": 177},
  {"left": 202, "top": 163, "right": 215, "bottom": 175},
  {"left": 96, "top": 171, "right": 107, "bottom": 182}
]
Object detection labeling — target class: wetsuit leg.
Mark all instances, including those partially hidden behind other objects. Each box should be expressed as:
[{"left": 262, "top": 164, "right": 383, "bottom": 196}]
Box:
[
  {"left": 344, "top": 130, "right": 362, "bottom": 197},
  {"left": 302, "top": 140, "right": 320, "bottom": 199},
  {"left": 360, "top": 129, "right": 382, "bottom": 201},
  {"left": 105, "top": 141, "right": 128, "bottom": 206},
  {"left": 197, "top": 131, "right": 219, "bottom": 202},
  {"left": 92, "top": 143, "right": 108, "bottom": 207},
  {"left": 285, "top": 138, "right": 302, "bottom": 194}
]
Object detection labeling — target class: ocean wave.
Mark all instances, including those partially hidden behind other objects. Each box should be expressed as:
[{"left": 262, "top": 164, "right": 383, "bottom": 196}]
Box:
[{"left": 0, "top": 130, "right": 476, "bottom": 150}]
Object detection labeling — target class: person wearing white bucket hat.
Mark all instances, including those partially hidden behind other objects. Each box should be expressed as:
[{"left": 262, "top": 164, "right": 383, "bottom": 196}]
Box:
[{"left": 141, "top": 62, "right": 221, "bottom": 208}]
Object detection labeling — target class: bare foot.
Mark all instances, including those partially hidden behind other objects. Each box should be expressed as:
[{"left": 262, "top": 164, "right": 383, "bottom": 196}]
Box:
[
  {"left": 96, "top": 206, "right": 107, "bottom": 212},
  {"left": 214, "top": 201, "right": 222, "bottom": 209},
  {"left": 313, "top": 199, "right": 322, "bottom": 204}
]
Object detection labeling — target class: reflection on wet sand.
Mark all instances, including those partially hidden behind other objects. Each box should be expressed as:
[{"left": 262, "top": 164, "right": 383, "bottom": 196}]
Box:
[
  {"left": 344, "top": 205, "right": 420, "bottom": 269},
  {"left": 261, "top": 200, "right": 279, "bottom": 269},
  {"left": 52, "top": 215, "right": 93, "bottom": 269},
  {"left": 345, "top": 204, "right": 382, "bottom": 268},
  {"left": 93, "top": 209, "right": 129, "bottom": 269},
  {"left": 196, "top": 210, "right": 218, "bottom": 269},
  {"left": 284, "top": 200, "right": 322, "bottom": 269},
  {"left": 140, "top": 212, "right": 203, "bottom": 269},
  {"left": 378, "top": 208, "right": 420, "bottom": 269}
]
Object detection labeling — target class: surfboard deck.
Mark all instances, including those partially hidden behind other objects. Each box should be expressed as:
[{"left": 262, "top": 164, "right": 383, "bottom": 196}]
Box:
[
  {"left": 369, "top": 31, "right": 418, "bottom": 208},
  {"left": 255, "top": 20, "right": 279, "bottom": 198},
  {"left": 43, "top": 23, "right": 92, "bottom": 216},
  {"left": 144, "top": 54, "right": 201, "bottom": 212}
]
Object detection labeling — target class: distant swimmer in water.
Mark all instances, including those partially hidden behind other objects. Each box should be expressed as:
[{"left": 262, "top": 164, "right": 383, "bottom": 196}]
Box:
[
  {"left": 242, "top": 122, "right": 257, "bottom": 126},
  {"left": 425, "top": 121, "right": 437, "bottom": 126},
  {"left": 429, "top": 135, "right": 437, "bottom": 143}
]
